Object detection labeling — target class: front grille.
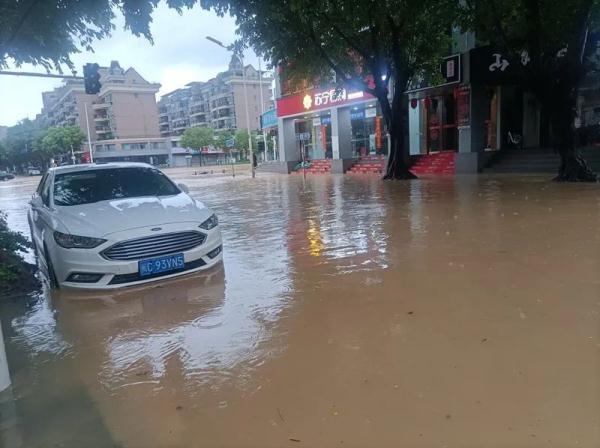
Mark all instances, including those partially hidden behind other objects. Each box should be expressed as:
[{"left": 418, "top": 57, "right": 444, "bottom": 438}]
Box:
[
  {"left": 102, "top": 231, "right": 206, "bottom": 261},
  {"left": 108, "top": 258, "right": 206, "bottom": 285}
]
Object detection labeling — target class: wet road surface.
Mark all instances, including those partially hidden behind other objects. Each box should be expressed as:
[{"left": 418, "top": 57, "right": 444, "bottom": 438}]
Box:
[{"left": 1, "top": 171, "right": 600, "bottom": 447}]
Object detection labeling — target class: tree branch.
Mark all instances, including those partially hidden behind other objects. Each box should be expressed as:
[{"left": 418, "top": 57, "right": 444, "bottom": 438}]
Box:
[
  {"left": 4, "top": 0, "right": 43, "bottom": 48},
  {"left": 306, "top": 23, "right": 371, "bottom": 94}
]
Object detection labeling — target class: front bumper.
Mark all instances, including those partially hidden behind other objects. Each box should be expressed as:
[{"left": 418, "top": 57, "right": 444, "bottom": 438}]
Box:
[{"left": 50, "top": 224, "right": 223, "bottom": 290}]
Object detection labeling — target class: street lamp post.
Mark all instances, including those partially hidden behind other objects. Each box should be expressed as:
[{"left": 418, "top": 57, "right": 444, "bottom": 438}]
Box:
[
  {"left": 258, "top": 58, "right": 269, "bottom": 161},
  {"left": 206, "top": 36, "right": 255, "bottom": 178}
]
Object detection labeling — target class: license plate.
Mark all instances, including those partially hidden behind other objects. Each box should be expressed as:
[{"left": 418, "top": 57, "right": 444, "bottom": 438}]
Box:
[{"left": 139, "top": 253, "right": 185, "bottom": 277}]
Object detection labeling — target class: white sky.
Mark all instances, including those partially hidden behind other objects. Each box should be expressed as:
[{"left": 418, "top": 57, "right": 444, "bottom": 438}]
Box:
[{"left": 0, "top": 3, "right": 261, "bottom": 127}]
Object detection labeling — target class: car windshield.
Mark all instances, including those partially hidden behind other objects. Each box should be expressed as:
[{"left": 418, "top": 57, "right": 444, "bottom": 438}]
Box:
[{"left": 53, "top": 167, "right": 180, "bottom": 206}]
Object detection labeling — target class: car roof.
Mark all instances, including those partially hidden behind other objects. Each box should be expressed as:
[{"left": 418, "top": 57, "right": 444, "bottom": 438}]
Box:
[{"left": 48, "top": 162, "right": 156, "bottom": 175}]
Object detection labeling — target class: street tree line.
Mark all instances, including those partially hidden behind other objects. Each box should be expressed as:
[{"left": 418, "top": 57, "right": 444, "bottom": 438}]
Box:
[
  {"left": 1, "top": 0, "right": 599, "bottom": 180},
  {"left": 180, "top": 126, "right": 271, "bottom": 160},
  {"left": 0, "top": 120, "right": 85, "bottom": 171}
]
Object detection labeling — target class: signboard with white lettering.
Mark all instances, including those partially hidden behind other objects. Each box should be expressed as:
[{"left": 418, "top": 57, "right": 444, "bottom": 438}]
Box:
[
  {"left": 470, "top": 46, "right": 529, "bottom": 85},
  {"left": 277, "top": 86, "right": 374, "bottom": 117}
]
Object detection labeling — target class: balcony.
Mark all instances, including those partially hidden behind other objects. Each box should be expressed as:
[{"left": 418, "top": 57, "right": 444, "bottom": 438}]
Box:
[
  {"left": 95, "top": 126, "right": 113, "bottom": 134},
  {"left": 94, "top": 115, "right": 109, "bottom": 122},
  {"left": 190, "top": 105, "right": 207, "bottom": 115},
  {"left": 92, "top": 101, "right": 110, "bottom": 110}
]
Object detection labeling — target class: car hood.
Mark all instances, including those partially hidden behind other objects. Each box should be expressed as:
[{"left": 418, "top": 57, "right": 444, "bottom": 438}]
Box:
[{"left": 56, "top": 194, "right": 212, "bottom": 238}]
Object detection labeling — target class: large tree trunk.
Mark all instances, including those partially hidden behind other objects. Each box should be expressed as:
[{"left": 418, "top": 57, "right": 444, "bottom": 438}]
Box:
[
  {"left": 549, "top": 68, "right": 597, "bottom": 182},
  {"left": 381, "top": 91, "right": 416, "bottom": 180}
]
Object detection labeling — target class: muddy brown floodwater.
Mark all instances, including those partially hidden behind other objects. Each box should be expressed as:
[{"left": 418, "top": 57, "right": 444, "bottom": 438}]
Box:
[{"left": 1, "top": 171, "right": 600, "bottom": 447}]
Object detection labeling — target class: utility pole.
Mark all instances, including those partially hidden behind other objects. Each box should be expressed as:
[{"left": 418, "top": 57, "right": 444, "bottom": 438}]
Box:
[
  {"left": 258, "top": 58, "right": 269, "bottom": 161},
  {"left": 240, "top": 53, "right": 255, "bottom": 178},
  {"left": 84, "top": 103, "right": 94, "bottom": 163}
]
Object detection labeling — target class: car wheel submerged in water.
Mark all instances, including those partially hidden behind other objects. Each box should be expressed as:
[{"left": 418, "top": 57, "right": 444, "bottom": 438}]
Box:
[{"left": 27, "top": 162, "right": 223, "bottom": 290}]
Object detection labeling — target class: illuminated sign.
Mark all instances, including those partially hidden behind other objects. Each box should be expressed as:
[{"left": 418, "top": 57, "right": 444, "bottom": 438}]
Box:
[
  {"left": 303, "top": 94, "right": 312, "bottom": 110},
  {"left": 277, "top": 86, "right": 374, "bottom": 117}
]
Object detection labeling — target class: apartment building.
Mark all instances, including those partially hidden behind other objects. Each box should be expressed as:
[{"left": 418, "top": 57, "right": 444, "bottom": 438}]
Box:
[
  {"left": 39, "top": 61, "right": 166, "bottom": 163},
  {"left": 158, "top": 55, "right": 273, "bottom": 146}
]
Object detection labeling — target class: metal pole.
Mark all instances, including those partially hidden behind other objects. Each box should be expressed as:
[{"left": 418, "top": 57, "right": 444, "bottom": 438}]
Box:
[
  {"left": 84, "top": 103, "right": 94, "bottom": 163},
  {"left": 0, "top": 320, "right": 11, "bottom": 392},
  {"left": 0, "top": 70, "right": 82, "bottom": 80},
  {"left": 258, "top": 58, "right": 269, "bottom": 161},
  {"left": 239, "top": 53, "right": 255, "bottom": 178}
]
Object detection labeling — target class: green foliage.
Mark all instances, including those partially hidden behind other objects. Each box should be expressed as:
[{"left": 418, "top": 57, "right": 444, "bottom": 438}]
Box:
[
  {"left": 461, "top": 0, "right": 599, "bottom": 81},
  {"left": 0, "top": 211, "right": 38, "bottom": 294},
  {"left": 0, "top": 0, "right": 197, "bottom": 71},
  {"left": 215, "top": 130, "right": 234, "bottom": 150},
  {"left": 233, "top": 129, "right": 250, "bottom": 152},
  {"left": 2, "top": 123, "right": 85, "bottom": 168},
  {"left": 180, "top": 127, "right": 214, "bottom": 149},
  {"left": 0, "top": 211, "right": 30, "bottom": 256},
  {"left": 201, "top": 0, "right": 456, "bottom": 97},
  {"left": 3, "top": 118, "right": 45, "bottom": 167},
  {"left": 40, "top": 126, "right": 85, "bottom": 158}
]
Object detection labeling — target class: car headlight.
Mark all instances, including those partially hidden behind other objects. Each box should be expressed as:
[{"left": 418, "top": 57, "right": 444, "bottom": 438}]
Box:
[
  {"left": 53, "top": 231, "right": 106, "bottom": 249},
  {"left": 199, "top": 214, "right": 218, "bottom": 230}
]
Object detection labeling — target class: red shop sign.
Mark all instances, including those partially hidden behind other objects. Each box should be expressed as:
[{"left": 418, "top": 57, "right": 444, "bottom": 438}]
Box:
[
  {"left": 277, "top": 86, "right": 374, "bottom": 117},
  {"left": 456, "top": 86, "right": 470, "bottom": 127}
]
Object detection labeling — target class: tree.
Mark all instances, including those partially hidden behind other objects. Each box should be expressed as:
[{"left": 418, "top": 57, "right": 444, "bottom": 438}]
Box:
[
  {"left": 0, "top": 0, "right": 196, "bottom": 71},
  {"left": 462, "top": 0, "right": 600, "bottom": 181},
  {"left": 40, "top": 126, "right": 86, "bottom": 162},
  {"left": 201, "top": 0, "right": 456, "bottom": 179},
  {"left": 3, "top": 118, "right": 45, "bottom": 168},
  {"left": 180, "top": 127, "right": 214, "bottom": 149},
  {"left": 234, "top": 129, "right": 250, "bottom": 159},
  {"left": 0, "top": 140, "right": 8, "bottom": 169},
  {"left": 215, "top": 130, "right": 235, "bottom": 150}
]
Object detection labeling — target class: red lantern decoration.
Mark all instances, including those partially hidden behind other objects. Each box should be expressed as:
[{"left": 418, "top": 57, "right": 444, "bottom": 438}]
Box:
[
  {"left": 410, "top": 98, "right": 418, "bottom": 109},
  {"left": 424, "top": 97, "right": 431, "bottom": 108}
]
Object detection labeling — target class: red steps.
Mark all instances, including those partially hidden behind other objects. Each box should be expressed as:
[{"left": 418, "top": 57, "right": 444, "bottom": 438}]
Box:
[
  {"left": 347, "top": 155, "right": 385, "bottom": 174},
  {"left": 292, "top": 159, "right": 331, "bottom": 174},
  {"left": 410, "top": 152, "right": 455, "bottom": 175}
]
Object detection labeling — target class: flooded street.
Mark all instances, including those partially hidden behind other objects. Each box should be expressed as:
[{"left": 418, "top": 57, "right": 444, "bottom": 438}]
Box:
[{"left": 1, "top": 171, "right": 600, "bottom": 447}]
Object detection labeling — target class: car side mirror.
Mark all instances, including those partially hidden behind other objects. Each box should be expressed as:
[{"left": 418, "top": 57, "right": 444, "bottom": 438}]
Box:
[{"left": 178, "top": 183, "right": 189, "bottom": 194}]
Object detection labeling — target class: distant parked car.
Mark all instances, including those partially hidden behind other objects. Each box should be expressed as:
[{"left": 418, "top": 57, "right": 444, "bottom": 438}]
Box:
[
  {"left": 28, "top": 162, "right": 223, "bottom": 289},
  {"left": 28, "top": 168, "right": 41, "bottom": 176},
  {"left": 0, "top": 171, "right": 15, "bottom": 181}
]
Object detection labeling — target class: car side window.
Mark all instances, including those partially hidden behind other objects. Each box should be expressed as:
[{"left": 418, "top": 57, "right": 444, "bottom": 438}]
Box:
[{"left": 40, "top": 175, "right": 51, "bottom": 207}]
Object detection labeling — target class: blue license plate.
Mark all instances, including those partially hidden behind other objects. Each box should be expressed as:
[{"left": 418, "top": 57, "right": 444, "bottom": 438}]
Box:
[{"left": 138, "top": 253, "right": 185, "bottom": 277}]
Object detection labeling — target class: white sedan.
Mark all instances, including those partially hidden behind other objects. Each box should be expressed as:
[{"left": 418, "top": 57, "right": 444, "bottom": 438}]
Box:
[{"left": 28, "top": 163, "right": 222, "bottom": 289}]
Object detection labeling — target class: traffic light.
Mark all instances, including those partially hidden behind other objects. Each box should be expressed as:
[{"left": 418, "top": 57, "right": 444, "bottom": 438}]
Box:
[{"left": 83, "top": 63, "right": 101, "bottom": 94}]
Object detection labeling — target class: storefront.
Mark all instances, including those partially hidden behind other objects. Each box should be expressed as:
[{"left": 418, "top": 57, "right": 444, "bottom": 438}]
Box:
[
  {"left": 260, "top": 108, "right": 280, "bottom": 162},
  {"left": 273, "top": 85, "right": 387, "bottom": 173},
  {"left": 407, "top": 49, "right": 538, "bottom": 173}
]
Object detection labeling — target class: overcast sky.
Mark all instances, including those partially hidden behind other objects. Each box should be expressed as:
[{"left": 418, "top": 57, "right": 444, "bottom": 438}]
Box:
[{"left": 0, "top": 3, "right": 262, "bottom": 127}]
